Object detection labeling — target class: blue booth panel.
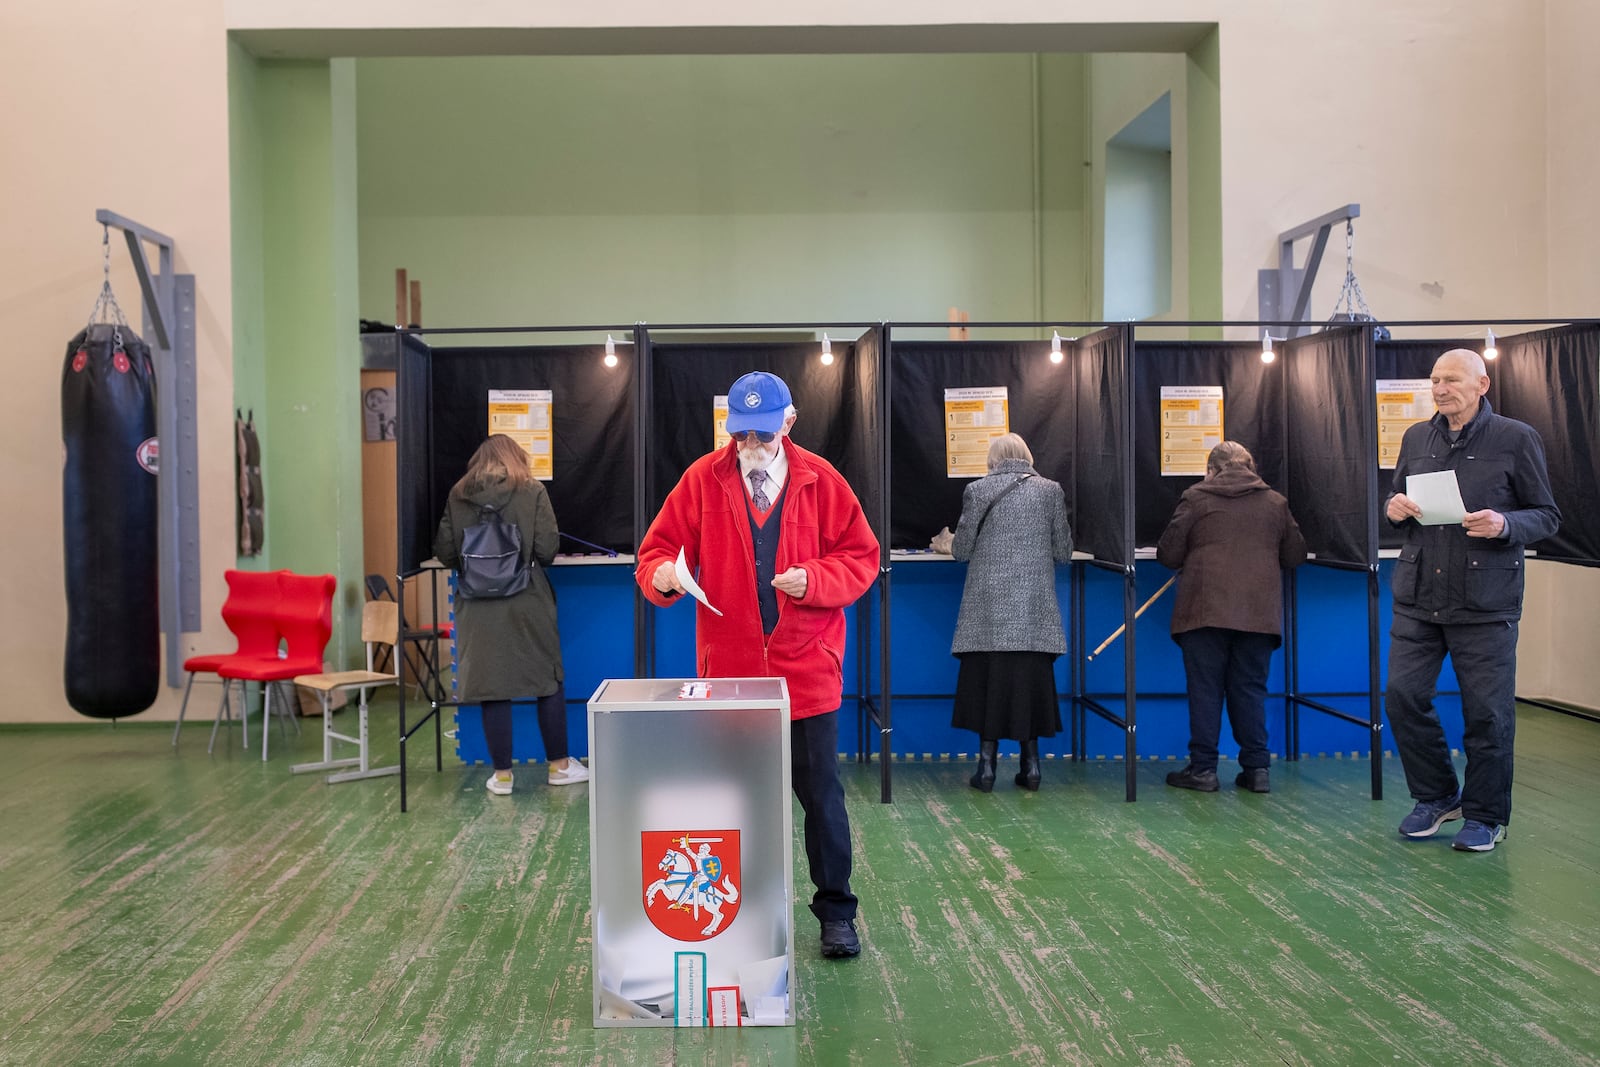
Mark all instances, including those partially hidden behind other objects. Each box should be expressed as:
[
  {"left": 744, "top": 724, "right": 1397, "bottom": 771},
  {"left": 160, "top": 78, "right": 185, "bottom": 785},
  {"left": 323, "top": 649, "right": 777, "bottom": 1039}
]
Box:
[
  {"left": 453, "top": 561, "right": 637, "bottom": 766},
  {"left": 451, "top": 557, "right": 1469, "bottom": 765}
]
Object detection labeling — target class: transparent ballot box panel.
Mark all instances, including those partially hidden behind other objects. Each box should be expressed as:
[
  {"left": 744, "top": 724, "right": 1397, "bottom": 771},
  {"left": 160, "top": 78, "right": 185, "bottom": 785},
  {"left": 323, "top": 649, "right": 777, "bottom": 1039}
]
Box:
[{"left": 588, "top": 678, "right": 794, "bottom": 1027}]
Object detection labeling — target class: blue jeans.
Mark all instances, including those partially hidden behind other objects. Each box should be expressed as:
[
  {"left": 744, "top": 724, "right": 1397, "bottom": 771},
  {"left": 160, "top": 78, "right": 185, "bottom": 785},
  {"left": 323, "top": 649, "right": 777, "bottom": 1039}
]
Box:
[
  {"left": 1176, "top": 628, "right": 1275, "bottom": 772},
  {"left": 791, "top": 710, "right": 856, "bottom": 922},
  {"left": 1386, "top": 614, "right": 1517, "bottom": 826}
]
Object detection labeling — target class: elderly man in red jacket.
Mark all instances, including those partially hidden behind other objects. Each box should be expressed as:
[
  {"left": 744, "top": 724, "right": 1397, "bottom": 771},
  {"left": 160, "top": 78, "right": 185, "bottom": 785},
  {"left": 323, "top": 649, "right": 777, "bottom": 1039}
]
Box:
[{"left": 636, "top": 370, "right": 880, "bottom": 959}]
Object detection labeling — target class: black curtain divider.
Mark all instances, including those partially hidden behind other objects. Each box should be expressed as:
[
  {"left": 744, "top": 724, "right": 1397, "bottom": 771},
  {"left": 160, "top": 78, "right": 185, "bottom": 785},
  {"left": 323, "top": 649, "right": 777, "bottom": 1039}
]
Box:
[
  {"left": 1073, "top": 327, "right": 1133, "bottom": 566},
  {"left": 1131, "top": 341, "right": 1283, "bottom": 548},
  {"left": 646, "top": 340, "right": 881, "bottom": 528},
  {"left": 1281, "top": 325, "right": 1384, "bottom": 798},
  {"left": 428, "top": 345, "right": 637, "bottom": 555},
  {"left": 1495, "top": 323, "right": 1600, "bottom": 564},
  {"left": 1284, "top": 327, "right": 1377, "bottom": 566},
  {"left": 848, "top": 328, "right": 887, "bottom": 547},
  {"left": 393, "top": 329, "right": 444, "bottom": 814},
  {"left": 395, "top": 331, "right": 435, "bottom": 575},
  {"left": 887, "top": 340, "right": 1076, "bottom": 548}
]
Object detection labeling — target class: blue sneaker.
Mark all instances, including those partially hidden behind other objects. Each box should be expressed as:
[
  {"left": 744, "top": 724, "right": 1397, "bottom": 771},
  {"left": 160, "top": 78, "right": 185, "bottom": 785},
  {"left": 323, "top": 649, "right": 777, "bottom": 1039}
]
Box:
[
  {"left": 1451, "top": 820, "right": 1507, "bottom": 852},
  {"left": 1398, "top": 794, "right": 1463, "bottom": 838}
]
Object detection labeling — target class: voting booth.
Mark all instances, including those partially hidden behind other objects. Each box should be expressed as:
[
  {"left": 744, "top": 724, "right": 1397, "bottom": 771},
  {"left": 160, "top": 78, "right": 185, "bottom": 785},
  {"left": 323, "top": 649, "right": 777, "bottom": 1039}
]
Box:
[{"left": 588, "top": 677, "right": 795, "bottom": 1027}]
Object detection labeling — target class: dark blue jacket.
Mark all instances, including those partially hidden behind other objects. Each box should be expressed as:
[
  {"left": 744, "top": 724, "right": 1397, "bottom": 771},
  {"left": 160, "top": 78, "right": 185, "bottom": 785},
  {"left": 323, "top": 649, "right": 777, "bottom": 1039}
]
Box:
[{"left": 1386, "top": 399, "right": 1560, "bottom": 624}]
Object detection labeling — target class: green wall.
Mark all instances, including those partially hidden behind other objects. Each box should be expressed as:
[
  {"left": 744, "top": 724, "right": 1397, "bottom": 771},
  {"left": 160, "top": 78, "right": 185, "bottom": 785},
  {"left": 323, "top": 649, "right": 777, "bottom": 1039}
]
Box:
[
  {"left": 354, "top": 54, "right": 1093, "bottom": 329},
  {"left": 230, "top": 53, "right": 365, "bottom": 657},
  {"left": 226, "top": 49, "right": 1218, "bottom": 665}
]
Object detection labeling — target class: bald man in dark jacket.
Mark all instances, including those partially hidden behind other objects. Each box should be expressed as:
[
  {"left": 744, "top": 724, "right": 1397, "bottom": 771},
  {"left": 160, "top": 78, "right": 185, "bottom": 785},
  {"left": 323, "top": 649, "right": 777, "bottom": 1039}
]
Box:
[{"left": 1157, "top": 442, "right": 1307, "bottom": 794}]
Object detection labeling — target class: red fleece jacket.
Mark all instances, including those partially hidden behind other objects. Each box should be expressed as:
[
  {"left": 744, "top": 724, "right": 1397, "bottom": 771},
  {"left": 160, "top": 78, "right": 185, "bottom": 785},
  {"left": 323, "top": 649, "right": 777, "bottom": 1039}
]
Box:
[{"left": 635, "top": 440, "right": 880, "bottom": 719}]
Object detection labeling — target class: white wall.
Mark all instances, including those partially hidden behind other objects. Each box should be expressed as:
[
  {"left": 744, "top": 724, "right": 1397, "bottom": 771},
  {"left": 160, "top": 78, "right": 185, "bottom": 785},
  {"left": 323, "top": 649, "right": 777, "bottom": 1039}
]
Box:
[
  {"left": 0, "top": 0, "right": 235, "bottom": 724},
  {"left": 1524, "top": 0, "right": 1600, "bottom": 708},
  {"left": 1, "top": 0, "right": 1594, "bottom": 723}
]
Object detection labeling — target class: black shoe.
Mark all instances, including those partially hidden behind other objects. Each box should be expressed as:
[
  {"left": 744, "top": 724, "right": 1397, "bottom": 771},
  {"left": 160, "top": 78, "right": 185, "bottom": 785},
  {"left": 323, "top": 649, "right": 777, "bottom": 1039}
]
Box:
[
  {"left": 1015, "top": 738, "right": 1041, "bottom": 791},
  {"left": 820, "top": 919, "right": 861, "bottom": 959},
  {"left": 970, "top": 740, "right": 997, "bottom": 793},
  {"left": 1165, "top": 764, "right": 1220, "bottom": 792},
  {"left": 1235, "top": 768, "right": 1270, "bottom": 793}
]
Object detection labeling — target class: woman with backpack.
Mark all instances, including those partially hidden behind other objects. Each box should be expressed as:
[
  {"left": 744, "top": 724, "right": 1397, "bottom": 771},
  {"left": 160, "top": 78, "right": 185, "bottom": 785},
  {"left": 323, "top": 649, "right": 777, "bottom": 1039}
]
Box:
[{"left": 434, "top": 434, "right": 588, "bottom": 794}]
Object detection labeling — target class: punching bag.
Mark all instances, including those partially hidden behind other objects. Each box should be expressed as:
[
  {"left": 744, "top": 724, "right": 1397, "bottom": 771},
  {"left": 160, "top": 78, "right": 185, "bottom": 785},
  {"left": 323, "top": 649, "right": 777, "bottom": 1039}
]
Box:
[{"left": 61, "top": 323, "right": 160, "bottom": 717}]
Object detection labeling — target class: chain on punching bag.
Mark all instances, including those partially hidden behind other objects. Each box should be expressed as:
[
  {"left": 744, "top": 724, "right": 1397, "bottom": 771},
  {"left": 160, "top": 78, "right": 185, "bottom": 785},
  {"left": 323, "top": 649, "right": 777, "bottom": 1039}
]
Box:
[{"left": 61, "top": 232, "right": 160, "bottom": 718}]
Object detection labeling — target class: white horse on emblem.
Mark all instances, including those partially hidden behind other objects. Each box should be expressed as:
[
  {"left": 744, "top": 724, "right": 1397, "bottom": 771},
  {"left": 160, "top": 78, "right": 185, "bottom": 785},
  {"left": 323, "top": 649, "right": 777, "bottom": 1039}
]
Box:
[{"left": 645, "top": 845, "right": 740, "bottom": 935}]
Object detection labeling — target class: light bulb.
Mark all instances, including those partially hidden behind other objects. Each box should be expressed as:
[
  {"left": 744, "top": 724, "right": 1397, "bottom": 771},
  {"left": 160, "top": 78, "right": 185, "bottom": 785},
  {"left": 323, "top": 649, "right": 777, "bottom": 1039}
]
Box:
[
  {"left": 1483, "top": 327, "right": 1498, "bottom": 361},
  {"left": 604, "top": 334, "right": 619, "bottom": 368},
  {"left": 1261, "top": 332, "right": 1276, "bottom": 365},
  {"left": 1049, "top": 331, "right": 1064, "bottom": 364},
  {"left": 820, "top": 333, "right": 834, "bottom": 366}
]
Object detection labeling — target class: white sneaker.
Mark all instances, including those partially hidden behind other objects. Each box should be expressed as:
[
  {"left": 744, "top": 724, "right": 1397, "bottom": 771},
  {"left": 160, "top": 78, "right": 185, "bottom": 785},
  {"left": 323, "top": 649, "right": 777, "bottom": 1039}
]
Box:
[
  {"left": 485, "top": 772, "right": 513, "bottom": 796},
  {"left": 548, "top": 760, "right": 590, "bottom": 786}
]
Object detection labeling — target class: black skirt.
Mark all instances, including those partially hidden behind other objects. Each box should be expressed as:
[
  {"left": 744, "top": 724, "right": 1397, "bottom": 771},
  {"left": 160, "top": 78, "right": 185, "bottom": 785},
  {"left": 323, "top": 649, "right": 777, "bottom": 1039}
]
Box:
[{"left": 951, "top": 651, "right": 1061, "bottom": 741}]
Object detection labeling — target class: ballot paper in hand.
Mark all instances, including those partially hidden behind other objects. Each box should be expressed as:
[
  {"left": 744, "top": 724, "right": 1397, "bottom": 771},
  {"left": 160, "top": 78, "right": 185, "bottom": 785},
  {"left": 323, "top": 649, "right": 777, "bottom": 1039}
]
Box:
[
  {"left": 1406, "top": 470, "right": 1468, "bottom": 525},
  {"left": 674, "top": 547, "right": 723, "bottom": 616}
]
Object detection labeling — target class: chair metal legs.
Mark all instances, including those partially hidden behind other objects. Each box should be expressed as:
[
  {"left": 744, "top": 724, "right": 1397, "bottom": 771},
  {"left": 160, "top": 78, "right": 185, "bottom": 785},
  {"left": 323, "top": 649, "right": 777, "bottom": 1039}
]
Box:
[
  {"left": 291, "top": 687, "right": 400, "bottom": 784},
  {"left": 172, "top": 672, "right": 197, "bottom": 746},
  {"left": 204, "top": 679, "right": 302, "bottom": 760},
  {"left": 208, "top": 679, "right": 248, "bottom": 755}
]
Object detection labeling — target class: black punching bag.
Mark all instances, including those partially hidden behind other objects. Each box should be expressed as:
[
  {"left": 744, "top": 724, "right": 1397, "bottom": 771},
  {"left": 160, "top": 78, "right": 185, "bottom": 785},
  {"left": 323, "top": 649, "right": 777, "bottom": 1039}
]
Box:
[{"left": 62, "top": 323, "right": 160, "bottom": 717}]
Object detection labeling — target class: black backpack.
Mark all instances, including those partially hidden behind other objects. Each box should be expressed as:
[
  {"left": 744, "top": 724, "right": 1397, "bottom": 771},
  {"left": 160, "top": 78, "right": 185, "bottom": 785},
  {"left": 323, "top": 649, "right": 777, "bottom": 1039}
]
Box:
[{"left": 457, "top": 504, "right": 530, "bottom": 599}]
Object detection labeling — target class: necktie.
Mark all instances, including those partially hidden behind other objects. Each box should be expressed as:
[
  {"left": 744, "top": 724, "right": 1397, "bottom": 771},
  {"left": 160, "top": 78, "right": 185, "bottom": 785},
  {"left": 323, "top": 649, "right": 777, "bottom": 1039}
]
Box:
[{"left": 748, "top": 468, "right": 771, "bottom": 511}]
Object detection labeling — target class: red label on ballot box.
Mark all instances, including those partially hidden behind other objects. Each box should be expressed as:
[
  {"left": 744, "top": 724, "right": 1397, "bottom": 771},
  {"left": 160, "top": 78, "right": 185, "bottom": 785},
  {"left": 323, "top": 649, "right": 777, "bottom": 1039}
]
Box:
[{"left": 641, "top": 829, "right": 742, "bottom": 941}]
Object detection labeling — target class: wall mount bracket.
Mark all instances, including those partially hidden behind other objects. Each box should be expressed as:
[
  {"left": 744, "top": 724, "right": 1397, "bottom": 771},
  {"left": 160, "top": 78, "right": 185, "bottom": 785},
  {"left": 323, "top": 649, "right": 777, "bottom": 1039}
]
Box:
[
  {"left": 1257, "top": 203, "right": 1361, "bottom": 338},
  {"left": 96, "top": 209, "right": 200, "bottom": 687}
]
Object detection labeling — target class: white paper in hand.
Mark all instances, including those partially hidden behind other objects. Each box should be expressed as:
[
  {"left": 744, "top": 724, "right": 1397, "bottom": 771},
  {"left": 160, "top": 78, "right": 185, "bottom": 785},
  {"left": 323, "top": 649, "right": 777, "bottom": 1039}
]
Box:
[
  {"left": 674, "top": 547, "right": 723, "bottom": 616},
  {"left": 1406, "top": 470, "right": 1468, "bottom": 525}
]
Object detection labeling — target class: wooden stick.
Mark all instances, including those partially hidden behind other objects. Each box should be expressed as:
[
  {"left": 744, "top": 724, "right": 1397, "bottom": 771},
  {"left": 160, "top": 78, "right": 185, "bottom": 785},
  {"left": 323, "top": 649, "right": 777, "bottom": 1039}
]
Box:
[
  {"left": 947, "top": 307, "right": 970, "bottom": 341},
  {"left": 394, "top": 269, "right": 408, "bottom": 327},
  {"left": 1086, "top": 576, "right": 1177, "bottom": 660},
  {"left": 408, "top": 279, "right": 422, "bottom": 329}
]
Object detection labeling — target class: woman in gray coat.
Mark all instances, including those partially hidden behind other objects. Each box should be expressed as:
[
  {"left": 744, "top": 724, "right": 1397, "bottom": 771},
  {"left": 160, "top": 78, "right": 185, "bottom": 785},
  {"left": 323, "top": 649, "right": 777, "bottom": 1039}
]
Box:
[
  {"left": 941, "top": 433, "right": 1074, "bottom": 792},
  {"left": 1156, "top": 441, "right": 1306, "bottom": 794},
  {"left": 434, "top": 435, "right": 587, "bottom": 795}
]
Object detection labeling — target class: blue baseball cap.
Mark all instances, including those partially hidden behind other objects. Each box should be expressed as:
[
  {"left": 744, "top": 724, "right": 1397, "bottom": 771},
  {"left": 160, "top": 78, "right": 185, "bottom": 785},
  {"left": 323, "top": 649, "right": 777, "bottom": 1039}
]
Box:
[{"left": 724, "top": 371, "right": 792, "bottom": 434}]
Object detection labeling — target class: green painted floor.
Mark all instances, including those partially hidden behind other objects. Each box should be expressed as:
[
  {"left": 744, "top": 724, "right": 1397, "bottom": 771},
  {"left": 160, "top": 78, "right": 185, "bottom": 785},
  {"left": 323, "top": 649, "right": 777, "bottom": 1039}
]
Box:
[{"left": 1, "top": 703, "right": 1597, "bottom": 1066}]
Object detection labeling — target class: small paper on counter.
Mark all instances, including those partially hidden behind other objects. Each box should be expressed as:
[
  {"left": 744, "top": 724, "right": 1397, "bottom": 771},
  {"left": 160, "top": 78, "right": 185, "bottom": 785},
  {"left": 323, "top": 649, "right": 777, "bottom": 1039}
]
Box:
[
  {"left": 1406, "top": 470, "right": 1468, "bottom": 525},
  {"left": 674, "top": 547, "right": 723, "bottom": 616}
]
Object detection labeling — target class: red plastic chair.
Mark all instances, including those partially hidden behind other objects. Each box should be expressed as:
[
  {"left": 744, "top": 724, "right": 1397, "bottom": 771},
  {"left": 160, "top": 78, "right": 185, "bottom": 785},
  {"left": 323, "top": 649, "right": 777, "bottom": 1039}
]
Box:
[
  {"left": 216, "top": 572, "right": 336, "bottom": 761},
  {"left": 173, "top": 569, "right": 284, "bottom": 748}
]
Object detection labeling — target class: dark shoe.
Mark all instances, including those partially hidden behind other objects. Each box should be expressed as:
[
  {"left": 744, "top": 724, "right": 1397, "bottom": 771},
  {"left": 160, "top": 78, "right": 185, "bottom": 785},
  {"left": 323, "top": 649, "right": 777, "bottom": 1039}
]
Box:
[
  {"left": 1235, "top": 768, "right": 1270, "bottom": 794},
  {"left": 1015, "top": 738, "right": 1041, "bottom": 791},
  {"left": 1165, "top": 764, "right": 1219, "bottom": 792},
  {"left": 970, "top": 740, "right": 997, "bottom": 793},
  {"left": 820, "top": 919, "right": 861, "bottom": 959},
  {"left": 1398, "top": 793, "right": 1463, "bottom": 838},
  {"left": 1451, "top": 820, "right": 1507, "bottom": 852}
]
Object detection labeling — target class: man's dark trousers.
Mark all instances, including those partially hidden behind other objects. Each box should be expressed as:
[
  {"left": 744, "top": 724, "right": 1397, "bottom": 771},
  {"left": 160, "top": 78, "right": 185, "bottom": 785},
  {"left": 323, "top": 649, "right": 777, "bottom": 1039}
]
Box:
[
  {"left": 1386, "top": 613, "right": 1518, "bottom": 826},
  {"left": 791, "top": 709, "right": 856, "bottom": 922},
  {"left": 1177, "top": 627, "right": 1275, "bottom": 772}
]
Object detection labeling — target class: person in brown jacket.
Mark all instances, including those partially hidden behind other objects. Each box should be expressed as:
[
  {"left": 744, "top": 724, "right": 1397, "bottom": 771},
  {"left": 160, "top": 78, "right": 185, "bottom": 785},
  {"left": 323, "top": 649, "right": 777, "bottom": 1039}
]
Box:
[{"left": 1156, "top": 441, "right": 1306, "bottom": 793}]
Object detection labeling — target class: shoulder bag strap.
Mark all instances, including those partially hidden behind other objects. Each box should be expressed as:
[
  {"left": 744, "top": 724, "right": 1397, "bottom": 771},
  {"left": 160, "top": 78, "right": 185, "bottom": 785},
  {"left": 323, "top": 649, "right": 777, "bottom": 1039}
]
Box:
[{"left": 972, "top": 473, "right": 1034, "bottom": 541}]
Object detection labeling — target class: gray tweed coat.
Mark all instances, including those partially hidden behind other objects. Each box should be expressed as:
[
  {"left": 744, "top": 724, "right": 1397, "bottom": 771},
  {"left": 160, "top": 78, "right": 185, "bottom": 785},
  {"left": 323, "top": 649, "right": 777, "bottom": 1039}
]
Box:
[
  {"left": 950, "top": 459, "right": 1075, "bottom": 655},
  {"left": 433, "top": 476, "right": 563, "bottom": 701}
]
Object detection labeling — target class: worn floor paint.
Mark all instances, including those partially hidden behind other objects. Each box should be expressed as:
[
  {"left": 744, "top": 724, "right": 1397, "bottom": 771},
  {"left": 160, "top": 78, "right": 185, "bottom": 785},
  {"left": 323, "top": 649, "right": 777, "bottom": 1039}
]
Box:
[{"left": 0, "top": 705, "right": 1596, "bottom": 1065}]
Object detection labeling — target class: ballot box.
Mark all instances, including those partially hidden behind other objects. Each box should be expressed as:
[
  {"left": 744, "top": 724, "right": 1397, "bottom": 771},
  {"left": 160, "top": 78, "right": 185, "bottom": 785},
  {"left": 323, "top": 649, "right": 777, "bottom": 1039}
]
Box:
[{"left": 588, "top": 677, "right": 794, "bottom": 1028}]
